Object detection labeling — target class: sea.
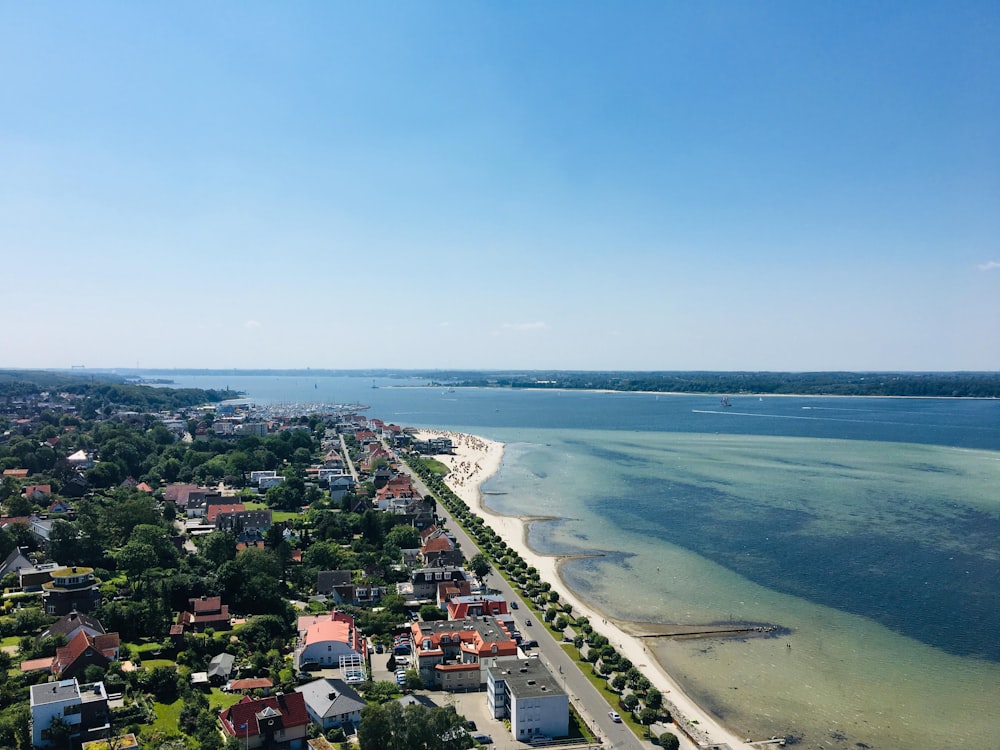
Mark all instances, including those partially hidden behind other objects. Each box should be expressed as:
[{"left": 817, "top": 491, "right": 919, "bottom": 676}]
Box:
[{"left": 157, "top": 373, "right": 1000, "bottom": 749}]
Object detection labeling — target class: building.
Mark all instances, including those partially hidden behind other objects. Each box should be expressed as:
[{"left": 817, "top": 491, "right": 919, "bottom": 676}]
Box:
[
  {"left": 41, "top": 566, "right": 102, "bottom": 616},
  {"left": 400, "top": 565, "right": 470, "bottom": 604},
  {"left": 411, "top": 617, "right": 518, "bottom": 690},
  {"left": 51, "top": 630, "right": 120, "bottom": 679},
  {"left": 218, "top": 692, "right": 310, "bottom": 750},
  {"left": 446, "top": 594, "right": 510, "bottom": 621},
  {"left": 39, "top": 612, "right": 105, "bottom": 646},
  {"left": 30, "top": 679, "right": 110, "bottom": 749},
  {"left": 293, "top": 611, "right": 365, "bottom": 673},
  {"left": 295, "top": 678, "right": 366, "bottom": 731},
  {"left": 175, "top": 595, "right": 231, "bottom": 633},
  {"left": 487, "top": 659, "right": 569, "bottom": 742}
]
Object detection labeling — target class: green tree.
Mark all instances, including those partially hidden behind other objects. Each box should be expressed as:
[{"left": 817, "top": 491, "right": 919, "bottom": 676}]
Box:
[
  {"left": 198, "top": 531, "right": 238, "bottom": 567},
  {"left": 467, "top": 552, "right": 491, "bottom": 580},
  {"left": 659, "top": 732, "right": 680, "bottom": 750},
  {"left": 623, "top": 692, "right": 639, "bottom": 712}
]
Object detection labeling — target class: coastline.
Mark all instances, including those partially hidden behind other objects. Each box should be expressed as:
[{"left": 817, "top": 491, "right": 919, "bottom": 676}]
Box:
[{"left": 414, "top": 429, "right": 755, "bottom": 750}]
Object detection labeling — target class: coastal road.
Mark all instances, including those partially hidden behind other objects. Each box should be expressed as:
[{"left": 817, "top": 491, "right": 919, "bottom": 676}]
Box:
[{"left": 396, "top": 456, "right": 648, "bottom": 750}]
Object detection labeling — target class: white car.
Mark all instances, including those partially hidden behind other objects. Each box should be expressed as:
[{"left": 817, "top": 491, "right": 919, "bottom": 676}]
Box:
[{"left": 608, "top": 710, "right": 622, "bottom": 722}]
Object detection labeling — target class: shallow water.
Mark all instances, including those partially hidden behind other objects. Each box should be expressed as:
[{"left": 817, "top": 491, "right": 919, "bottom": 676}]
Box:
[{"left": 484, "top": 430, "right": 1000, "bottom": 749}]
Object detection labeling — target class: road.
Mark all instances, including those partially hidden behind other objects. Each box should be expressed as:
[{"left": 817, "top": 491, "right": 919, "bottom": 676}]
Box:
[{"left": 396, "top": 454, "right": 649, "bottom": 750}]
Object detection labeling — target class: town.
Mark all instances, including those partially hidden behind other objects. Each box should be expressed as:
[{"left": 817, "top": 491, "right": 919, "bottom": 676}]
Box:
[{"left": 0, "top": 377, "right": 679, "bottom": 750}]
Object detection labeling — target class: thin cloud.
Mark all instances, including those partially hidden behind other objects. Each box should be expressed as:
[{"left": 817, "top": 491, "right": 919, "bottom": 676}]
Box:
[
  {"left": 243, "top": 320, "right": 262, "bottom": 329},
  {"left": 977, "top": 261, "right": 1000, "bottom": 271},
  {"left": 501, "top": 322, "right": 548, "bottom": 331}
]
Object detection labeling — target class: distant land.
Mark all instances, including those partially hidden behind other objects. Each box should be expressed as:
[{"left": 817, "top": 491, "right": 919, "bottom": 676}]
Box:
[{"left": 8, "top": 368, "right": 1000, "bottom": 399}]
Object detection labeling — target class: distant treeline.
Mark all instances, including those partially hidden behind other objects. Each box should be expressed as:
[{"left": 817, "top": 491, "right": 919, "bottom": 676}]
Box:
[
  {"left": 0, "top": 370, "right": 230, "bottom": 411},
  {"left": 423, "top": 371, "right": 1000, "bottom": 398}
]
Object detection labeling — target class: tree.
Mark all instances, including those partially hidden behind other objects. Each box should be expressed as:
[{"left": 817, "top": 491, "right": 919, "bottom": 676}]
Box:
[
  {"left": 638, "top": 706, "right": 658, "bottom": 726},
  {"left": 419, "top": 604, "right": 446, "bottom": 621},
  {"left": 612, "top": 673, "right": 627, "bottom": 692},
  {"left": 623, "top": 692, "right": 639, "bottom": 712},
  {"left": 659, "top": 732, "right": 680, "bottom": 750},
  {"left": 198, "top": 531, "right": 238, "bottom": 567},
  {"left": 646, "top": 687, "right": 663, "bottom": 710},
  {"left": 467, "top": 552, "right": 491, "bottom": 580}
]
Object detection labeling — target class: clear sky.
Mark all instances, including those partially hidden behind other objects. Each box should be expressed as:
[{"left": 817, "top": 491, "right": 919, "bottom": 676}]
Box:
[{"left": 2, "top": 2, "right": 998, "bottom": 371}]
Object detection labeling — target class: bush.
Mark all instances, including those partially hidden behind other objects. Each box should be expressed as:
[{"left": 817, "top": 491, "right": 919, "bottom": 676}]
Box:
[{"left": 659, "top": 731, "right": 680, "bottom": 750}]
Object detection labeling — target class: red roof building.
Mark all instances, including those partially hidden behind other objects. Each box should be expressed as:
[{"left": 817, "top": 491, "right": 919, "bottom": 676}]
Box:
[
  {"left": 219, "top": 692, "right": 309, "bottom": 746},
  {"left": 176, "top": 596, "right": 230, "bottom": 632},
  {"left": 51, "top": 630, "right": 121, "bottom": 679}
]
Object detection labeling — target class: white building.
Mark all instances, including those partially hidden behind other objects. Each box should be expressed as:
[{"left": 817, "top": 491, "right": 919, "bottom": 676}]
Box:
[
  {"left": 30, "top": 679, "right": 109, "bottom": 748},
  {"left": 487, "top": 659, "right": 569, "bottom": 743},
  {"left": 293, "top": 612, "right": 365, "bottom": 671}
]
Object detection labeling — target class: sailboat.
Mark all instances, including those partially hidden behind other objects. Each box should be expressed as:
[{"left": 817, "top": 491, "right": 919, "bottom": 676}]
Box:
[{"left": 720, "top": 396, "right": 733, "bottom": 408}]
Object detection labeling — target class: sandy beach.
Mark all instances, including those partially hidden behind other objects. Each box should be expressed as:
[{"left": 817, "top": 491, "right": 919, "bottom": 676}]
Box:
[{"left": 414, "top": 429, "right": 754, "bottom": 750}]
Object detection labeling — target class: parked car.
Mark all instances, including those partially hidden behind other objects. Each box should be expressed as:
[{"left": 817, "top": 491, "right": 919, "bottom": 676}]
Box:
[
  {"left": 608, "top": 710, "right": 622, "bottom": 722},
  {"left": 472, "top": 733, "right": 494, "bottom": 744},
  {"left": 510, "top": 601, "right": 518, "bottom": 609}
]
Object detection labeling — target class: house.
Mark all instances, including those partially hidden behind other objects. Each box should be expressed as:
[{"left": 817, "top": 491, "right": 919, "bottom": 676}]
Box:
[
  {"left": 2, "top": 468, "right": 29, "bottom": 479},
  {"left": 206, "top": 503, "right": 246, "bottom": 525},
  {"left": 207, "top": 652, "right": 236, "bottom": 684},
  {"left": 17, "top": 560, "right": 61, "bottom": 591},
  {"left": 218, "top": 692, "right": 310, "bottom": 750},
  {"left": 66, "top": 451, "right": 94, "bottom": 469},
  {"left": 400, "top": 565, "right": 470, "bottom": 604},
  {"left": 51, "top": 630, "right": 121, "bottom": 679},
  {"left": 228, "top": 677, "right": 274, "bottom": 694},
  {"left": 410, "top": 617, "right": 518, "bottom": 690},
  {"left": 293, "top": 611, "right": 365, "bottom": 672},
  {"left": 446, "top": 594, "right": 510, "bottom": 621},
  {"left": 316, "top": 571, "right": 354, "bottom": 603},
  {"left": 30, "top": 679, "right": 110, "bottom": 749},
  {"left": 258, "top": 475, "right": 285, "bottom": 490},
  {"left": 175, "top": 595, "right": 231, "bottom": 633},
  {"left": 39, "top": 610, "right": 106, "bottom": 643},
  {"left": 295, "top": 678, "right": 366, "bottom": 731},
  {"left": 0, "top": 546, "right": 33, "bottom": 581},
  {"left": 487, "top": 658, "right": 569, "bottom": 742},
  {"left": 48, "top": 498, "right": 73, "bottom": 514},
  {"left": 24, "top": 484, "right": 52, "bottom": 501},
  {"left": 419, "top": 526, "right": 463, "bottom": 567},
  {"left": 216, "top": 508, "right": 272, "bottom": 539},
  {"left": 41, "top": 565, "right": 102, "bottom": 616}
]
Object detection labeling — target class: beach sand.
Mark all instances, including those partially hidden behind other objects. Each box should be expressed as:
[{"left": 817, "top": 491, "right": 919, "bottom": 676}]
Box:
[{"left": 414, "top": 429, "right": 754, "bottom": 750}]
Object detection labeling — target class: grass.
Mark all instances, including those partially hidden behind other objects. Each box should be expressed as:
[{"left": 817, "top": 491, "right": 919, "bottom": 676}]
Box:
[
  {"left": 208, "top": 688, "right": 242, "bottom": 711},
  {"left": 140, "top": 659, "right": 176, "bottom": 670},
  {"left": 150, "top": 698, "right": 184, "bottom": 734},
  {"left": 1, "top": 635, "right": 21, "bottom": 649}
]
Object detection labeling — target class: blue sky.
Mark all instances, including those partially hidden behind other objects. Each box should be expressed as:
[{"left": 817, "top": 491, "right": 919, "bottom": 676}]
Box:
[{"left": 2, "top": 2, "right": 997, "bottom": 371}]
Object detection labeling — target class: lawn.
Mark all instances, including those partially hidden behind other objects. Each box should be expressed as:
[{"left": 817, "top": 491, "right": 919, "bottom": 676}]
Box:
[
  {"left": 140, "top": 659, "right": 177, "bottom": 670},
  {"left": 208, "top": 688, "right": 242, "bottom": 711},
  {"left": 150, "top": 698, "right": 183, "bottom": 734},
  {"left": 1, "top": 635, "right": 21, "bottom": 649}
]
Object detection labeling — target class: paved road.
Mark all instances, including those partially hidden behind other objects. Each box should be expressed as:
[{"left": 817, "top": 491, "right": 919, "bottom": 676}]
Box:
[{"left": 396, "top": 454, "right": 648, "bottom": 750}]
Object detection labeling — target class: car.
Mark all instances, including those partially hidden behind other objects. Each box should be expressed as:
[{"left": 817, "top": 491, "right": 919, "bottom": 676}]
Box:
[
  {"left": 465, "top": 720, "right": 477, "bottom": 731},
  {"left": 608, "top": 710, "right": 622, "bottom": 722},
  {"left": 510, "top": 601, "right": 518, "bottom": 609},
  {"left": 522, "top": 639, "right": 538, "bottom": 649},
  {"left": 471, "top": 733, "right": 494, "bottom": 744},
  {"left": 374, "top": 643, "right": 384, "bottom": 653},
  {"left": 524, "top": 618, "right": 532, "bottom": 626}
]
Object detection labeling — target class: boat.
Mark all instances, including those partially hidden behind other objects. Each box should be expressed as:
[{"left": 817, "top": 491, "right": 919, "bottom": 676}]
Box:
[{"left": 721, "top": 396, "right": 733, "bottom": 407}]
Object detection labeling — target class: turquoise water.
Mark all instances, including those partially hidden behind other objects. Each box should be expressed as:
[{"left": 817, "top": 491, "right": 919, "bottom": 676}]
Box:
[
  {"left": 155, "top": 374, "right": 1000, "bottom": 748},
  {"left": 483, "top": 431, "right": 1000, "bottom": 749}
]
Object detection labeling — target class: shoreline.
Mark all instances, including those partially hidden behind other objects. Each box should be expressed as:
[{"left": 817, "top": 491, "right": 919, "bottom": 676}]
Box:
[{"left": 414, "top": 429, "right": 756, "bottom": 750}]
